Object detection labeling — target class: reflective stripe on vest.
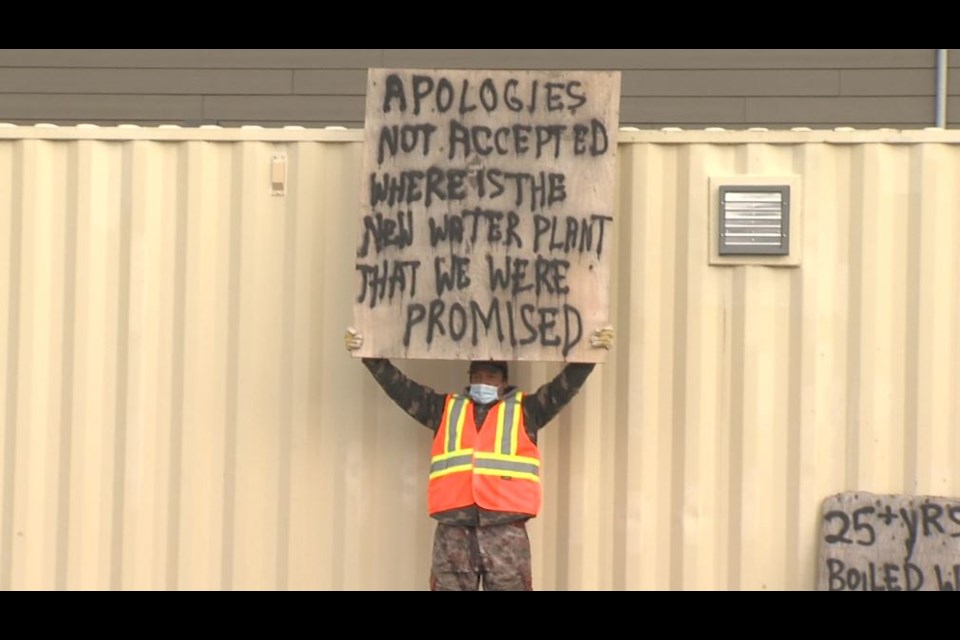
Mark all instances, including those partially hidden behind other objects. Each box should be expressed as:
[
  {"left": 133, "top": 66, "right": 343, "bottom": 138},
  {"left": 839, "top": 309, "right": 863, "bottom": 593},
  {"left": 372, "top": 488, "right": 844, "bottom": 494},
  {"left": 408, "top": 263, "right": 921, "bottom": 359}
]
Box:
[
  {"left": 429, "top": 395, "right": 472, "bottom": 479},
  {"left": 429, "top": 392, "right": 540, "bottom": 482},
  {"left": 473, "top": 392, "right": 540, "bottom": 482}
]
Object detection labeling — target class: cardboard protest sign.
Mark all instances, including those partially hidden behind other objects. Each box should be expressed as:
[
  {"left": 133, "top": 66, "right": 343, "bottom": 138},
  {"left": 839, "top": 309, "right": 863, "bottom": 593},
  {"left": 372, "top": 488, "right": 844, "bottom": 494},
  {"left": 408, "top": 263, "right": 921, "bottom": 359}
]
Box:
[
  {"left": 352, "top": 68, "right": 620, "bottom": 362},
  {"left": 817, "top": 491, "right": 960, "bottom": 591}
]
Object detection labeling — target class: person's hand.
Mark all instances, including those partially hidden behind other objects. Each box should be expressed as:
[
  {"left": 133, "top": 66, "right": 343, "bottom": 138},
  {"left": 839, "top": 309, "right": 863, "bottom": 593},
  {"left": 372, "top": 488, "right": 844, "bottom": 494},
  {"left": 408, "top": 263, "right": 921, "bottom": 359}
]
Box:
[
  {"left": 590, "top": 325, "right": 614, "bottom": 350},
  {"left": 344, "top": 327, "right": 363, "bottom": 352}
]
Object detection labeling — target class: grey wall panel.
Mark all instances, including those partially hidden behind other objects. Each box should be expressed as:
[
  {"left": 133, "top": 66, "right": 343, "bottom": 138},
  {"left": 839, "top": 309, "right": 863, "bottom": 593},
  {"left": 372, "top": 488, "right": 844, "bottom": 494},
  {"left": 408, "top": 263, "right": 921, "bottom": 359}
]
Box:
[
  {"left": 840, "top": 69, "right": 938, "bottom": 95},
  {"left": 0, "top": 69, "right": 293, "bottom": 95},
  {"left": 381, "top": 49, "right": 649, "bottom": 69},
  {"left": 620, "top": 97, "right": 746, "bottom": 124},
  {"left": 201, "top": 96, "right": 365, "bottom": 123},
  {"left": 381, "top": 49, "right": 935, "bottom": 70},
  {"left": 621, "top": 70, "right": 840, "bottom": 96},
  {"left": 292, "top": 70, "right": 368, "bottom": 95},
  {"left": 0, "top": 94, "right": 203, "bottom": 121},
  {"left": 0, "top": 50, "right": 950, "bottom": 129},
  {"left": 0, "top": 49, "right": 385, "bottom": 68},
  {"left": 746, "top": 96, "right": 934, "bottom": 124}
]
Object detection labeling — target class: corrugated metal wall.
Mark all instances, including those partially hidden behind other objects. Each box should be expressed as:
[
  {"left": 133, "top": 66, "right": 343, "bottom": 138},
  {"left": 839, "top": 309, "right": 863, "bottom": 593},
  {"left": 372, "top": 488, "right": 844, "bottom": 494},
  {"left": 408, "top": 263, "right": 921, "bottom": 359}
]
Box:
[{"left": 1, "top": 125, "right": 958, "bottom": 590}]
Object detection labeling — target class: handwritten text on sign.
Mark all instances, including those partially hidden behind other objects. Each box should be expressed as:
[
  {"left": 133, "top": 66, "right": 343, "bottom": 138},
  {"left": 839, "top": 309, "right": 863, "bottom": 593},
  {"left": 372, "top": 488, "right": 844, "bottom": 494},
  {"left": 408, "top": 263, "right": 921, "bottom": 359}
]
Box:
[
  {"left": 352, "top": 69, "right": 621, "bottom": 362},
  {"left": 816, "top": 492, "right": 960, "bottom": 591}
]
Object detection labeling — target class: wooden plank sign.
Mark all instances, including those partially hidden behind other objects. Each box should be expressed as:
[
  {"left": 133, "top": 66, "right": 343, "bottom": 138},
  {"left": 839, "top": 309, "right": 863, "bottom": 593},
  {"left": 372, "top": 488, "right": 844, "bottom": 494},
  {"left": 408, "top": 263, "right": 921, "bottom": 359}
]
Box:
[
  {"left": 352, "top": 68, "right": 621, "bottom": 362},
  {"left": 816, "top": 491, "right": 960, "bottom": 591}
]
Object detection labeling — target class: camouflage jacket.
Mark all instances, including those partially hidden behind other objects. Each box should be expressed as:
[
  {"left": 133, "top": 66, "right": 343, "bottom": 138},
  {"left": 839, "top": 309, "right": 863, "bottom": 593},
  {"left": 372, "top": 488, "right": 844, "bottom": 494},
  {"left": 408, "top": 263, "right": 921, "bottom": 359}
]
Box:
[{"left": 362, "top": 358, "right": 596, "bottom": 527}]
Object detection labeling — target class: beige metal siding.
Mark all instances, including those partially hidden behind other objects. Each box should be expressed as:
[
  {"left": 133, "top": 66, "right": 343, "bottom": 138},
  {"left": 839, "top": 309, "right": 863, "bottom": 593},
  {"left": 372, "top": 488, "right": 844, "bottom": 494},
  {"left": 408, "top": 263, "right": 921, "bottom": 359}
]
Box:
[{"left": 1, "top": 126, "right": 959, "bottom": 590}]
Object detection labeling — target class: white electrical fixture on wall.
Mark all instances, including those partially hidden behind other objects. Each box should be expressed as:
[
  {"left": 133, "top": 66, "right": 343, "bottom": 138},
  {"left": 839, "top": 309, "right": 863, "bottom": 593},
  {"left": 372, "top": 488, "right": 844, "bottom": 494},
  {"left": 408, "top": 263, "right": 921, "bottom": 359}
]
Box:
[{"left": 271, "top": 152, "right": 287, "bottom": 196}]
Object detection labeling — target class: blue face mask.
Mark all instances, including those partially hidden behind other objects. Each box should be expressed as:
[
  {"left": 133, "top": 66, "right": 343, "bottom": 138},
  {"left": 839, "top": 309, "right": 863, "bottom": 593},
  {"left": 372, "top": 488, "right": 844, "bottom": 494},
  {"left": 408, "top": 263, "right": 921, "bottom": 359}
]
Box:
[{"left": 468, "top": 383, "right": 499, "bottom": 405}]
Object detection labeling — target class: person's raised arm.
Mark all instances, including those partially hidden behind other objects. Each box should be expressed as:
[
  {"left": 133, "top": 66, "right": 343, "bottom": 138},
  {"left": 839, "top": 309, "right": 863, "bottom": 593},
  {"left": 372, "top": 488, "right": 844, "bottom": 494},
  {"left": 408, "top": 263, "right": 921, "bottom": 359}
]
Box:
[
  {"left": 344, "top": 327, "right": 447, "bottom": 431},
  {"left": 522, "top": 325, "right": 614, "bottom": 432}
]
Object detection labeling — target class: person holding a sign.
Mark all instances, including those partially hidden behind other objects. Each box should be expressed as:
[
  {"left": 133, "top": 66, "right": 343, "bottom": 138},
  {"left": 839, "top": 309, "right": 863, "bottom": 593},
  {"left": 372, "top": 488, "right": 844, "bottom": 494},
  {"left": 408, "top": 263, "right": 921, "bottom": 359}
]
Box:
[{"left": 344, "top": 325, "right": 613, "bottom": 591}]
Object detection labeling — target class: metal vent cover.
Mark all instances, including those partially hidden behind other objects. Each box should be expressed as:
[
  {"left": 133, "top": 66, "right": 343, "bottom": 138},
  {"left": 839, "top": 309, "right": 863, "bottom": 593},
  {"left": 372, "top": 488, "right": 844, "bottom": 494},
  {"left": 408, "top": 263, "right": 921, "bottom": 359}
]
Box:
[{"left": 719, "top": 185, "right": 790, "bottom": 256}]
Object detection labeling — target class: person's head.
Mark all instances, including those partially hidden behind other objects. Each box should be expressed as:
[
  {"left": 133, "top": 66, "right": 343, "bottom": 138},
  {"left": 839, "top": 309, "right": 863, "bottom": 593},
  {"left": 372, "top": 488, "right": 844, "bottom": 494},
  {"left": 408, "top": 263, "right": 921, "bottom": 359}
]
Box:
[{"left": 467, "top": 360, "right": 508, "bottom": 404}]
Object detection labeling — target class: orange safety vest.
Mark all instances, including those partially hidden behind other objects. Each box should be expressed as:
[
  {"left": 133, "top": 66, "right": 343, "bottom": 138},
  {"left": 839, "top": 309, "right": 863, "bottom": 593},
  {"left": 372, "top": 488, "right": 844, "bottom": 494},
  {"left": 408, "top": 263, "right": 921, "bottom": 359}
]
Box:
[{"left": 428, "top": 391, "right": 542, "bottom": 518}]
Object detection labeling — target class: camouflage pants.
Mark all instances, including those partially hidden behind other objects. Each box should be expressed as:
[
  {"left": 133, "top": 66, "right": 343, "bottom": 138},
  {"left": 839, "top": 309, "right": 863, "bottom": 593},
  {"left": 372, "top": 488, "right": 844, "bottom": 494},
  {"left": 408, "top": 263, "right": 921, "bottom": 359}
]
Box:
[{"left": 430, "top": 521, "right": 533, "bottom": 591}]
